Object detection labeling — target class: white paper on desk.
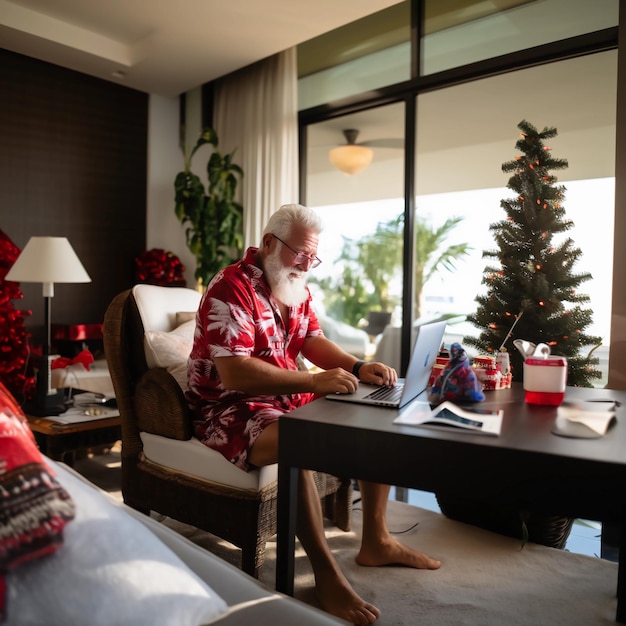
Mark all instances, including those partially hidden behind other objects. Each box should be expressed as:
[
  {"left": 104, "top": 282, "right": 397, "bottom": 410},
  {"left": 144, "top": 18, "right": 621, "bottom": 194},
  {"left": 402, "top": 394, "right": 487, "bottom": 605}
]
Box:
[
  {"left": 48, "top": 406, "right": 120, "bottom": 424},
  {"left": 554, "top": 403, "right": 616, "bottom": 438},
  {"left": 393, "top": 400, "right": 503, "bottom": 436}
]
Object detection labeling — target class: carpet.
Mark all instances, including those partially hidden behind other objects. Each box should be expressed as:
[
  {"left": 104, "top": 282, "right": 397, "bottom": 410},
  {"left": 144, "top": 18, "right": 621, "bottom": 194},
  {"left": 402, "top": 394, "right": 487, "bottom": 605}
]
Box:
[
  {"left": 73, "top": 453, "right": 618, "bottom": 625},
  {"left": 158, "top": 500, "right": 618, "bottom": 626}
]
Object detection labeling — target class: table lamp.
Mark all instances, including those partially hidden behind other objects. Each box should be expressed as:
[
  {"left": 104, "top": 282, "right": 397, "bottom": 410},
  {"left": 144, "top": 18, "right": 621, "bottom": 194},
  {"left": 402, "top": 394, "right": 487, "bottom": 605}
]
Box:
[{"left": 5, "top": 236, "right": 91, "bottom": 416}]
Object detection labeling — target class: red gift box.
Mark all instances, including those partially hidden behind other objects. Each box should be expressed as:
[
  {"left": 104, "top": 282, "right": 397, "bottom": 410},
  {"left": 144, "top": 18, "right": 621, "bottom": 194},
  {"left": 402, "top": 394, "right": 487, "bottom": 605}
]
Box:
[{"left": 51, "top": 323, "right": 103, "bottom": 342}]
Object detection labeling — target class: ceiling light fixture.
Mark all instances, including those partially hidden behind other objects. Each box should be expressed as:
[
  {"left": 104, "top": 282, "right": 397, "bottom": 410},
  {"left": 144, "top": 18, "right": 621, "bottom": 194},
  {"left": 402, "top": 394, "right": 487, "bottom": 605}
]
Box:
[{"left": 328, "top": 129, "right": 373, "bottom": 175}]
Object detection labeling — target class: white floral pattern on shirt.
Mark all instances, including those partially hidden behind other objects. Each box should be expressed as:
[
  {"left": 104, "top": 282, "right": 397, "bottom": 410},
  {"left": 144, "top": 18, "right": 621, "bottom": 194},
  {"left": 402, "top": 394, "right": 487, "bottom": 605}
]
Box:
[{"left": 186, "top": 247, "right": 323, "bottom": 471}]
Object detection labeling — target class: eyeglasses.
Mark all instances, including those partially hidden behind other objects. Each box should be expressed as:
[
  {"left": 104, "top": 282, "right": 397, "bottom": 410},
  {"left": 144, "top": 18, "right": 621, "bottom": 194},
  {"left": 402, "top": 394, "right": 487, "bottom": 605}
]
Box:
[{"left": 272, "top": 235, "right": 322, "bottom": 268}]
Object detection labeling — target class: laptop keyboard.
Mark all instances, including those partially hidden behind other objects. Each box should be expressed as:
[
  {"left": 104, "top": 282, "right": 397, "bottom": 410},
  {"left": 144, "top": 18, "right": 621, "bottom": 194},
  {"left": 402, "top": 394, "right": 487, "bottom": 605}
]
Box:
[{"left": 364, "top": 384, "right": 404, "bottom": 403}]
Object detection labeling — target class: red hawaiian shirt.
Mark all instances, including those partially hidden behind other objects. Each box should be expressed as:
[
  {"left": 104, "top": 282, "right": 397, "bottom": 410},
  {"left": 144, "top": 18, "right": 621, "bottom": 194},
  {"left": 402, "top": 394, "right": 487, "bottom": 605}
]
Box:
[{"left": 187, "top": 247, "right": 323, "bottom": 471}]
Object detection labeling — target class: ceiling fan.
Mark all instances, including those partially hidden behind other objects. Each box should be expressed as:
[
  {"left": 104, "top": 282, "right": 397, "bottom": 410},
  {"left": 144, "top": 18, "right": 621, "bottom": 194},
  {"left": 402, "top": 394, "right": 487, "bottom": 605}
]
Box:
[{"left": 327, "top": 129, "right": 403, "bottom": 175}]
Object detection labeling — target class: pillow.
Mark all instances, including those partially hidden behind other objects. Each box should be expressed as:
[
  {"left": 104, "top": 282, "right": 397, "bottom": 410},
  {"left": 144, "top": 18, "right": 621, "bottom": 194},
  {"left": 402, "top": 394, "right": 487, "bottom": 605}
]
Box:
[
  {"left": 176, "top": 310, "right": 196, "bottom": 326},
  {"left": 7, "top": 461, "right": 228, "bottom": 626},
  {"left": 144, "top": 320, "right": 195, "bottom": 390},
  {"left": 0, "top": 382, "right": 76, "bottom": 623}
]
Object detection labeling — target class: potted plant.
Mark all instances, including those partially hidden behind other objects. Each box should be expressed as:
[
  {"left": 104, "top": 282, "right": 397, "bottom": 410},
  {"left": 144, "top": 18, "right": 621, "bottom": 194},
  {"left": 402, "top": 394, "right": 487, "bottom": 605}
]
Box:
[{"left": 174, "top": 127, "right": 244, "bottom": 289}]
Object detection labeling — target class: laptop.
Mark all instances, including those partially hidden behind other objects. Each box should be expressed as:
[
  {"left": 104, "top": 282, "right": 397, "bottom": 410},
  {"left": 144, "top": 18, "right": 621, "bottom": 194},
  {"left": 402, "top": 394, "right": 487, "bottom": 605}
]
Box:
[{"left": 326, "top": 319, "right": 447, "bottom": 408}]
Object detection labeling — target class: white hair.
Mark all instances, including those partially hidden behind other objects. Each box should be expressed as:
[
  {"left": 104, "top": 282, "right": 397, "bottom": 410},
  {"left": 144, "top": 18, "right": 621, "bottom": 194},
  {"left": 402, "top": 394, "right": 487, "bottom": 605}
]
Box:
[{"left": 262, "top": 203, "right": 323, "bottom": 241}]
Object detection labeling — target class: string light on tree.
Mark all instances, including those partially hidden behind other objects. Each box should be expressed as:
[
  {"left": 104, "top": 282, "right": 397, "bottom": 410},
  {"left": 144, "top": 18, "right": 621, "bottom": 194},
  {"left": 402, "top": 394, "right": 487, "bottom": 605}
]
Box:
[{"left": 464, "top": 120, "right": 601, "bottom": 386}]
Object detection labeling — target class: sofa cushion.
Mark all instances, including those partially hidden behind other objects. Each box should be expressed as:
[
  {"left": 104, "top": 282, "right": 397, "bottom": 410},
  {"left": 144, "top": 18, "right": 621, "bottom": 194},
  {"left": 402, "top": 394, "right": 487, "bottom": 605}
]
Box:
[
  {"left": 7, "top": 459, "right": 228, "bottom": 626},
  {"left": 176, "top": 310, "right": 196, "bottom": 326}
]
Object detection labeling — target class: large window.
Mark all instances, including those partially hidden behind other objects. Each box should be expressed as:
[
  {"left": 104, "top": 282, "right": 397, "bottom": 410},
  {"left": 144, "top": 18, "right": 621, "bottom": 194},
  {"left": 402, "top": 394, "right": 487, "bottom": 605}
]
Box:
[
  {"left": 303, "top": 51, "right": 616, "bottom": 385},
  {"left": 298, "top": 2, "right": 410, "bottom": 110},
  {"left": 305, "top": 103, "right": 405, "bottom": 359},
  {"left": 299, "top": 2, "right": 617, "bottom": 385},
  {"left": 297, "top": 0, "right": 618, "bottom": 110},
  {"left": 415, "top": 51, "right": 616, "bottom": 385},
  {"left": 421, "top": 0, "right": 618, "bottom": 75}
]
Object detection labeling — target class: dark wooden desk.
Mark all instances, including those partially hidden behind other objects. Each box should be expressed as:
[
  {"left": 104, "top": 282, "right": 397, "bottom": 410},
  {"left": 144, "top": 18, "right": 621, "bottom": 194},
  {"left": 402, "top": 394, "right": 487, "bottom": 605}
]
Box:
[
  {"left": 27, "top": 413, "right": 121, "bottom": 465},
  {"left": 277, "top": 384, "right": 626, "bottom": 621}
]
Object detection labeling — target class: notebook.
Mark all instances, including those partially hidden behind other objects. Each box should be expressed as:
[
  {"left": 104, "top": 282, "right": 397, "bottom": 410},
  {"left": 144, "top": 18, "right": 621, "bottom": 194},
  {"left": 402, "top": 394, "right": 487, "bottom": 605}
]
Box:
[{"left": 326, "top": 319, "right": 447, "bottom": 408}]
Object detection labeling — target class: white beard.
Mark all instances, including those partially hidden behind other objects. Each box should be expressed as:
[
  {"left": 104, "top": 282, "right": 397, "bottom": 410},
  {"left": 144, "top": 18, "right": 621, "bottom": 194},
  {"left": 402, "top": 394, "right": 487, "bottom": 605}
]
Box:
[{"left": 264, "top": 249, "right": 309, "bottom": 307}]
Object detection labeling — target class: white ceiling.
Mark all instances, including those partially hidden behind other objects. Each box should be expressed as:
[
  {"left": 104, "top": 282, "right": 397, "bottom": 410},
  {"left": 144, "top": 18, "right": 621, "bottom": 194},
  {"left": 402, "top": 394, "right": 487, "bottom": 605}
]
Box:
[{"left": 0, "top": 0, "right": 402, "bottom": 97}]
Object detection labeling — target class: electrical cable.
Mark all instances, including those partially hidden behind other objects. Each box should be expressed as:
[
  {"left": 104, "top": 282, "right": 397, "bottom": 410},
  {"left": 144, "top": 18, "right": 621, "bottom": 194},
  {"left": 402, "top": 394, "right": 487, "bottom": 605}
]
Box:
[{"left": 351, "top": 505, "right": 420, "bottom": 535}]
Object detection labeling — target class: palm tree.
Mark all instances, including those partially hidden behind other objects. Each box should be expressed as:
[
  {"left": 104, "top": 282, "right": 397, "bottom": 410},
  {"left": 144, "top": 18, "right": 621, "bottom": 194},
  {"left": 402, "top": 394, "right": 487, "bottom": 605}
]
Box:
[
  {"left": 414, "top": 216, "right": 472, "bottom": 319},
  {"left": 313, "top": 213, "right": 471, "bottom": 328},
  {"left": 357, "top": 213, "right": 472, "bottom": 320},
  {"left": 351, "top": 216, "right": 405, "bottom": 313}
]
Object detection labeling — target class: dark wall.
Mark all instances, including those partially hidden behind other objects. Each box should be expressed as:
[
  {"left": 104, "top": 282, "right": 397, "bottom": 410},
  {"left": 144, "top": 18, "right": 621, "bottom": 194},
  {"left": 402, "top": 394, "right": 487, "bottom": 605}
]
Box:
[{"left": 0, "top": 49, "right": 148, "bottom": 344}]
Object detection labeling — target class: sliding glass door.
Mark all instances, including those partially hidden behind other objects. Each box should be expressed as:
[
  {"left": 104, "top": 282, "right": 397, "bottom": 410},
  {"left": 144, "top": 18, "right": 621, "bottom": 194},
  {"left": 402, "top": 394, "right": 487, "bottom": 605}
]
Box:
[
  {"left": 415, "top": 51, "right": 616, "bottom": 386},
  {"left": 304, "top": 103, "right": 406, "bottom": 362}
]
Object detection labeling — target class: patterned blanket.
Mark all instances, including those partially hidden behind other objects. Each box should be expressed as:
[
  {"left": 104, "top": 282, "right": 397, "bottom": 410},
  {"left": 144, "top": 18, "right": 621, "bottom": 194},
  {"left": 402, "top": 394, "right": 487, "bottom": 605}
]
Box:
[{"left": 0, "top": 382, "right": 75, "bottom": 621}]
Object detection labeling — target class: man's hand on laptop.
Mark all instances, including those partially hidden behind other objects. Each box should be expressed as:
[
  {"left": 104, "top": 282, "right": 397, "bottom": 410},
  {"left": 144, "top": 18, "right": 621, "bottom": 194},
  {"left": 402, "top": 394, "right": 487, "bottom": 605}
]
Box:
[
  {"left": 311, "top": 368, "right": 359, "bottom": 395},
  {"left": 358, "top": 362, "right": 398, "bottom": 387}
]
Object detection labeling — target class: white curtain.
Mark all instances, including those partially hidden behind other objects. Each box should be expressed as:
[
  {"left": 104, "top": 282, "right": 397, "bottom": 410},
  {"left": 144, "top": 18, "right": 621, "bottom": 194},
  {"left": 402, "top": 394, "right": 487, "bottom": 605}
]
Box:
[{"left": 214, "top": 48, "right": 299, "bottom": 250}]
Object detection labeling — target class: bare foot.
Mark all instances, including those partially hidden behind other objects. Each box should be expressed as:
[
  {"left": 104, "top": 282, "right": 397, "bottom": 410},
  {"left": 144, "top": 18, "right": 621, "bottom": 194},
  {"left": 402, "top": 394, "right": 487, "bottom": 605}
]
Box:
[
  {"left": 355, "top": 536, "right": 441, "bottom": 570},
  {"left": 315, "top": 570, "right": 381, "bottom": 625}
]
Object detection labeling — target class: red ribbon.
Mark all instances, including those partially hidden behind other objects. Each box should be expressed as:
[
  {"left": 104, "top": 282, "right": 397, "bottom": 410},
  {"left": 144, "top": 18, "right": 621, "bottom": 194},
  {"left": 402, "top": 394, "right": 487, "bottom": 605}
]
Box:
[{"left": 51, "top": 349, "right": 94, "bottom": 371}]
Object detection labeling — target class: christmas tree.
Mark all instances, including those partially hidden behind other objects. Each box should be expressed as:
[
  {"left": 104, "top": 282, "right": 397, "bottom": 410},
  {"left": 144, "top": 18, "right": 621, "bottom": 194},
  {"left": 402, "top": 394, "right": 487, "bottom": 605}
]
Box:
[
  {"left": 464, "top": 120, "right": 602, "bottom": 387},
  {"left": 0, "top": 230, "right": 35, "bottom": 403}
]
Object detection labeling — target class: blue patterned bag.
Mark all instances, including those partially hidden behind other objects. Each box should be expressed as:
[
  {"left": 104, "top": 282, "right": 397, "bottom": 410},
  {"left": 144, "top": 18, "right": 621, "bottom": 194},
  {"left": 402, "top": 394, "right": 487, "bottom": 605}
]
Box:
[{"left": 428, "top": 342, "right": 485, "bottom": 404}]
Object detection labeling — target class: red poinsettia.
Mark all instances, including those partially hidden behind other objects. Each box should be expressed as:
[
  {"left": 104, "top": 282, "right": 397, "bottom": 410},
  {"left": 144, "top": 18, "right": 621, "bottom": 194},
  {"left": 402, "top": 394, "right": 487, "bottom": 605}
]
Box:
[{"left": 134, "top": 248, "right": 186, "bottom": 287}]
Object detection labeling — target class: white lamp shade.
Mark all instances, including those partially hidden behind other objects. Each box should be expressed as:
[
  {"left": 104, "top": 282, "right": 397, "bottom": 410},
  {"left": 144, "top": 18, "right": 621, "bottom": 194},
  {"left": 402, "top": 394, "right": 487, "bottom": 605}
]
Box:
[
  {"left": 328, "top": 144, "right": 374, "bottom": 175},
  {"left": 6, "top": 236, "right": 91, "bottom": 285}
]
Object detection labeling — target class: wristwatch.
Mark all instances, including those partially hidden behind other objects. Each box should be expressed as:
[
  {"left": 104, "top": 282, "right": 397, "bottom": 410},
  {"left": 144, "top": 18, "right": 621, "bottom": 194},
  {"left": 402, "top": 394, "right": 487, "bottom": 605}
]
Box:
[{"left": 352, "top": 360, "right": 366, "bottom": 379}]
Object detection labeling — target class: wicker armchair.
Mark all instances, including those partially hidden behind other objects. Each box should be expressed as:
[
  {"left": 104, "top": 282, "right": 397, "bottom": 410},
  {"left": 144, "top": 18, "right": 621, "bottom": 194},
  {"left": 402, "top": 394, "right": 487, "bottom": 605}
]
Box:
[{"left": 102, "top": 284, "right": 352, "bottom": 578}]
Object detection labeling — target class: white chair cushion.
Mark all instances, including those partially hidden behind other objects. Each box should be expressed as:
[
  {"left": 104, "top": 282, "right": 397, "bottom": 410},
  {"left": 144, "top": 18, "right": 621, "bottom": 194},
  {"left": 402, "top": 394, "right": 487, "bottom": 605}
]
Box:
[
  {"left": 133, "top": 284, "right": 200, "bottom": 390},
  {"left": 133, "top": 284, "right": 201, "bottom": 333},
  {"left": 140, "top": 433, "right": 277, "bottom": 492}
]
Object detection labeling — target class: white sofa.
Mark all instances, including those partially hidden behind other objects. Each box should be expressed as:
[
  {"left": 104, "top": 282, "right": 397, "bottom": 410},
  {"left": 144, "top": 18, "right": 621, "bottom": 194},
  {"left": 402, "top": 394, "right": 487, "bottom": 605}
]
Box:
[
  {"left": 8, "top": 458, "right": 343, "bottom": 625},
  {"left": 0, "top": 373, "right": 343, "bottom": 625}
]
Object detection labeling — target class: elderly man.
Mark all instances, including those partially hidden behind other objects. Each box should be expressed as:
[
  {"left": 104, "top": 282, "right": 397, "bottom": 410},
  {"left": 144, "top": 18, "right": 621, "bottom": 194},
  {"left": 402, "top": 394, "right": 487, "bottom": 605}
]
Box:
[{"left": 187, "top": 203, "right": 440, "bottom": 625}]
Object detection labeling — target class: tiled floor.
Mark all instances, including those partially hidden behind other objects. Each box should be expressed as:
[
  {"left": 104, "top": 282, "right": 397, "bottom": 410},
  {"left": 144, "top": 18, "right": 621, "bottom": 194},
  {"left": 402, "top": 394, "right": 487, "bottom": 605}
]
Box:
[{"left": 390, "top": 487, "right": 607, "bottom": 559}]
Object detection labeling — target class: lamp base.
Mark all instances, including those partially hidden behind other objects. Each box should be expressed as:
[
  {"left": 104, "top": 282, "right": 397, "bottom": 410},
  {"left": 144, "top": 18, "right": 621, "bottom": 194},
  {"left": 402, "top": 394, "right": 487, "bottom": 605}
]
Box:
[{"left": 27, "top": 355, "right": 67, "bottom": 417}]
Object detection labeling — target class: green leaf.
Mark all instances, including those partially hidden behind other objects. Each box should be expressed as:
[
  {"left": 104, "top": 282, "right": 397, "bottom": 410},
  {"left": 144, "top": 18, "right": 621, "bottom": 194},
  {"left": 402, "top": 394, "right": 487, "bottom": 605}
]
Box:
[
  {"left": 173, "top": 127, "right": 244, "bottom": 287},
  {"left": 189, "top": 127, "right": 218, "bottom": 163}
]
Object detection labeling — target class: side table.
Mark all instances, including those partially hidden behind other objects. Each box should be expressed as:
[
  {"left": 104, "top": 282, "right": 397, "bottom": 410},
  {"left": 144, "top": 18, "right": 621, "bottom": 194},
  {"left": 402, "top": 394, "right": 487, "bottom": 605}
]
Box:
[{"left": 27, "top": 413, "right": 121, "bottom": 466}]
